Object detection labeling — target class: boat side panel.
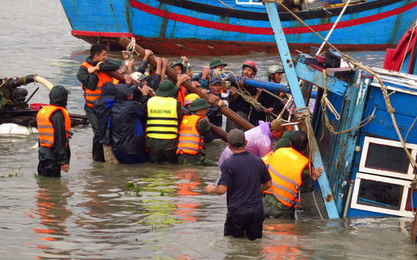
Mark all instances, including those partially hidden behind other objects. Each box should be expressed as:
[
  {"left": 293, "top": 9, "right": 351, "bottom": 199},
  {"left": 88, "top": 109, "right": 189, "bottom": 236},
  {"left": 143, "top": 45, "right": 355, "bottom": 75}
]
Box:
[
  {"left": 154, "top": 0, "right": 407, "bottom": 21},
  {"left": 345, "top": 85, "right": 417, "bottom": 217},
  {"left": 62, "top": 0, "right": 417, "bottom": 54},
  {"left": 363, "top": 87, "right": 417, "bottom": 143},
  {"left": 129, "top": 0, "right": 417, "bottom": 45},
  {"left": 60, "top": 0, "right": 131, "bottom": 33}
]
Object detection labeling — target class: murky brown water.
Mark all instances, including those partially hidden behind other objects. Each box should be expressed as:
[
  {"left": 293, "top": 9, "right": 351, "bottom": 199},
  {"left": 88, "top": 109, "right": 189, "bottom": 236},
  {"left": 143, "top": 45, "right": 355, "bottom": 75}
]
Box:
[{"left": 1, "top": 0, "right": 417, "bottom": 259}]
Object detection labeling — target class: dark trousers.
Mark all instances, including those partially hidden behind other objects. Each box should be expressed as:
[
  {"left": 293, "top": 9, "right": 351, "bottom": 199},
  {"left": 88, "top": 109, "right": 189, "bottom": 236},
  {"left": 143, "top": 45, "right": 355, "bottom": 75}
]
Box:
[
  {"left": 146, "top": 138, "right": 178, "bottom": 163},
  {"left": 85, "top": 104, "right": 105, "bottom": 162},
  {"left": 224, "top": 208, "right": 264, "bottom": 241},
  {"left": 226, "top": 111, "right": 248, "bottom": 132},
  {"left": 38, "top": 147, "right": 61, "bottom": 177}
]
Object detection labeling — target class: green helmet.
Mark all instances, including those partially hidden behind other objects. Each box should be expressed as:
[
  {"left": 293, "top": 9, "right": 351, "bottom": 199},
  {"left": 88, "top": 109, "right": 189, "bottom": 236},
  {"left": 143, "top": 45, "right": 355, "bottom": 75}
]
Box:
[{"left": 267, "top": 65, "right": 284, "bottom": 78}]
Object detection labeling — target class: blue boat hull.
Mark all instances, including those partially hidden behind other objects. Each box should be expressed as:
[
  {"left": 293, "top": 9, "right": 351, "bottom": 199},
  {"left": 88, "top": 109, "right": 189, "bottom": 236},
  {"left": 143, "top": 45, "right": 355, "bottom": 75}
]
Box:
[{"left": 60, "top": 0, "right": 417, "bottom": 55}]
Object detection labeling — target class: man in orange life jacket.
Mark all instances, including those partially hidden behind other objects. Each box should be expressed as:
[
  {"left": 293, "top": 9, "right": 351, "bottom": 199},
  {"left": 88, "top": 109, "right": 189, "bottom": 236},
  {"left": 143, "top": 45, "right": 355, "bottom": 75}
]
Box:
[
  {"left": 37, "top": 85, "right": 71, "bottom": 177},
  {"left": 263, "top": 131, "right": 323, "bottom": 219},
  {"left": 177, "top": 98, "right": 216, "bottom": 166},
  {"left": 170, "top": 61, "right": 189, "bottom": 107},
  {"left": 77, "top": 44, "right": 121, "bottom": 162}
]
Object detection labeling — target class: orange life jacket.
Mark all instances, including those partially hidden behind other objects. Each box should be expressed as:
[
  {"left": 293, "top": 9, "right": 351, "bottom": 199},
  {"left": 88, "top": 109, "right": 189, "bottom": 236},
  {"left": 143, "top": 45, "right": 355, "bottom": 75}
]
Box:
[
  {"left": 261, "top": 151, "right": 274, "bottom": 165},
  {"left": 80, "top": 61, "right": 119, "bottom": 107},
  {"left": 263, "top": 147, "right": 310, "bottom": 208},
  {"left": 176, "top": 115, "right": 204, "bottom": 155},
  {"left": 177, "top": 85, "right": 187, "bottom": 107},
  {"left": 36, "top": 105, "right": 71, "bottom": 148}
]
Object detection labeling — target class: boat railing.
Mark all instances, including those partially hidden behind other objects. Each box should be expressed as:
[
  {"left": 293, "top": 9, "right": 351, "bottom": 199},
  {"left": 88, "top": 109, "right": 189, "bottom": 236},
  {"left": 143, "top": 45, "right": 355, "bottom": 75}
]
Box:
[
  {"left": 370, "top": 67, "right": 417, "bottom": 92},
  {"left": 235, "top": 0, "right": 263, "bottom": 6}
]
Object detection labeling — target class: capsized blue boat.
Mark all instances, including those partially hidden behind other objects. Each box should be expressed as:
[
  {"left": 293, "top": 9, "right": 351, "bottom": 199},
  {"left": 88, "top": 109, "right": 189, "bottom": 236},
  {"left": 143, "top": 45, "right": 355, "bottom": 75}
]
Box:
[
  {"left": 59, "top": 0, "right": 417, "bottom": 56},
  {"left": 263, "top": 1, "right": 417, "bottom": 219}
]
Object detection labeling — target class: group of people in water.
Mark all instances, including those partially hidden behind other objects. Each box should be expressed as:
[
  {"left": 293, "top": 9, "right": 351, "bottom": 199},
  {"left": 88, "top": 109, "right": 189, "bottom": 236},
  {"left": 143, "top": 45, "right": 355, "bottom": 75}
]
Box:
[
  {"left": 35, "top": 43, "right": 323, "bottom": 240},
  {"left": 74, "top": 43, "right": 290, "bottom": 167}
]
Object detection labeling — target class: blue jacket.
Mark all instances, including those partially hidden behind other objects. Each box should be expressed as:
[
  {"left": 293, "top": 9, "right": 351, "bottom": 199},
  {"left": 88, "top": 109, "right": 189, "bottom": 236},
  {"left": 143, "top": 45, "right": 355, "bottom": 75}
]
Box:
[{"left": 111, "top": 84, "right": 147, "bottom": 156}]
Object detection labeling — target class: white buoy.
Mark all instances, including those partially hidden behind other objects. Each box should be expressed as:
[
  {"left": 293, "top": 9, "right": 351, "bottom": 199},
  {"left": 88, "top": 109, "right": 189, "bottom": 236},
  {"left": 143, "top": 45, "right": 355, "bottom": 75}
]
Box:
[{"left": 0, "top": 123, "right": 38, "bottom": 135}]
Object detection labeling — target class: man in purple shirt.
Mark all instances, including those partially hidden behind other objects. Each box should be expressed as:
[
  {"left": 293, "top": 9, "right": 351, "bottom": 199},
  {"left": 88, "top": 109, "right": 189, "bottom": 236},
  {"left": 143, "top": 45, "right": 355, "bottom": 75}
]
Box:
[
  {"left": 206, "top": 129, "right": 272, "bottom": 240},
  {"left": 218, "top": 119, "right": 286, "bottom": 166}
]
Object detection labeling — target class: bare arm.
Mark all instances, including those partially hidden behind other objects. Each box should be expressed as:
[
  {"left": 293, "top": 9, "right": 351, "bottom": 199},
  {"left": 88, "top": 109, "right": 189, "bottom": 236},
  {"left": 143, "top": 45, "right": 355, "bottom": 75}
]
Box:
[
  {"left": 144, "top": 49, "right": 153, "bottom": 61},
  {"left": 205, "top": 184, "right": 228, "bottom": 195},
  {"left": 161, "top": 58, "right": 168, "bottom": 80},
  {"left": 176, "top": 74, "right": 190, "bottom": 88},
  {"left": 311, "top": 166, "right": 323, "bottom": 181},
  {"left": 261, "top": 180, "right": 272, "bottom": 192},
  {"left": 155, "top": 57, "right": 162, "bottom": 76}
]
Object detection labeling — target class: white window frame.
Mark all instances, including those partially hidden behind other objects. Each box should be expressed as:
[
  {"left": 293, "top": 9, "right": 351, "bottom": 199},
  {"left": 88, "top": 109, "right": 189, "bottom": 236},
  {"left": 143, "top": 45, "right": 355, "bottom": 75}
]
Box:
[
  {"left": 351, "top": 172, "right": 413, "bottom": 218},
  {"left": 358, "top": 136, "right": 417, "bottom": 180},
  {"left": 235, "top": 0, "right": 263, "bottom": 6}
]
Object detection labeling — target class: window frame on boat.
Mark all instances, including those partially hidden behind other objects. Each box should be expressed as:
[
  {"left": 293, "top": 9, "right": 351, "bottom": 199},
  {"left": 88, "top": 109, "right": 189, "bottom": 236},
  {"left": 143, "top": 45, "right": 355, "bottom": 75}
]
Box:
[
  {"left": 358, "top": 136, "right": 417, "bottom": 180},
  {"left": 351, "top": 172, "right": 413, "bottom": 217},
  {"left": 350, "top": 136, "right": 417, "bottom": 217}
]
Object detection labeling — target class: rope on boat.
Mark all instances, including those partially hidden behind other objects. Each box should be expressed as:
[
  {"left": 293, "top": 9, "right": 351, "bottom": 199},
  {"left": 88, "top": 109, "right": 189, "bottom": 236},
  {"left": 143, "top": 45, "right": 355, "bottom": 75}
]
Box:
[
  {"left": 294, "top": 106, "right": 326, "bottom": 219},
  {"left": 268, "top": 0, "right": 417, "bottom": 176},
  {"left": 405, "top": 114, "right": 417, "bottom": 143},
  {"left": 294, "top": 106, "right": 314, "bottom": 157},
  {"left": 321, "top": 70, "right": 375, "bottom": 135},
  {"left": 216, "top": 0, "right": 234, "bottom": 9},
  {"left": 215, "top": 69, "right": 281, "bottom": 120},
  {"left": 235, "top": 82, "right": 279, "bottom": 118},
  {"left": 126, "top": 37, "right": 139, "bottom": 57}
]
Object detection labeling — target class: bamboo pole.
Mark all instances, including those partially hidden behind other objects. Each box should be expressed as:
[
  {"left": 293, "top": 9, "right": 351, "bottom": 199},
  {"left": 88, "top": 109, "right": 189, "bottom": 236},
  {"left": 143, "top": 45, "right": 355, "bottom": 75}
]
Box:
[{"left": 118, "top": 35, "right": 255, "bottom": 131}]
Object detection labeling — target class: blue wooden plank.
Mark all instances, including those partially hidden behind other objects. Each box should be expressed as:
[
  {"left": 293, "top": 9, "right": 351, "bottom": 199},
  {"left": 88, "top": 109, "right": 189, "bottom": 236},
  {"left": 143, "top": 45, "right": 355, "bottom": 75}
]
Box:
[
  {"left": 265, "top": 2, "right": 340, "bottom": 219},
  {"left": 328, "top": 72, "right": 370, "bottom": 215},
  {"left": 295, "top": 57, "right": 348, "bottom": 96}
]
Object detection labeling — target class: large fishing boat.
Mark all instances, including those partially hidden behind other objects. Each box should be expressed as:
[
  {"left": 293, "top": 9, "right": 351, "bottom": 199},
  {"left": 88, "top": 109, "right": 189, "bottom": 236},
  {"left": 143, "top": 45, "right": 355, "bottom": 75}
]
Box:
[{"left": 59, "top": 0, "right": 417, "bottom": 56}]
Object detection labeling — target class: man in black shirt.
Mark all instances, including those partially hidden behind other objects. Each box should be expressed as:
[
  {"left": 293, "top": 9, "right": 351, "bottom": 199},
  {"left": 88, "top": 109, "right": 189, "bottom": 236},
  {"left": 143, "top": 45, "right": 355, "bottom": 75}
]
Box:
[
  {"left": 226, "top": 61, "right": 258, "bottom": 131},
  {"left": 205, "top": 129, "right": 272, "bottom": 240},
  {"left": 207, "top": 76, "right": 227, "bottom": 128}
]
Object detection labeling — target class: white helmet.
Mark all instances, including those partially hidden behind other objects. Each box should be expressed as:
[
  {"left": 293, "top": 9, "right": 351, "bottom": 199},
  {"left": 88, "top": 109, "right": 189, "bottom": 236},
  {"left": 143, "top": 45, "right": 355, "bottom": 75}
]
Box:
[
  {"left": 267, "top": 65, "right": 284, "bottom": 78},
  {"left": 131, "top": 72, "right": 146, "bottom": 81}
]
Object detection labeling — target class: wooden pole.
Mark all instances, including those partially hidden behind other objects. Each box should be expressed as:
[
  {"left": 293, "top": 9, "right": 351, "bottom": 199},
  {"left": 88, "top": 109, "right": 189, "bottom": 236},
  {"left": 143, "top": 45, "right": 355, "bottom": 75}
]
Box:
[{"left": 118, "top": 35, "right": 255, "bottom": 131}]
